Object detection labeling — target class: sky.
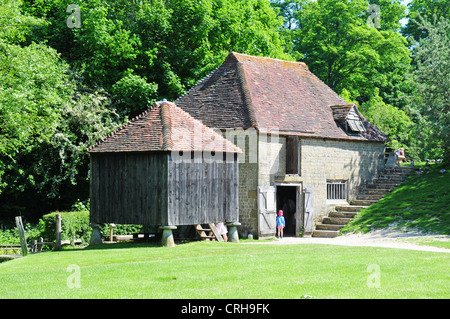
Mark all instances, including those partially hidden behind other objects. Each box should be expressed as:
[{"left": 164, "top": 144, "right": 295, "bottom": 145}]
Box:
[{"left": 400, "top": 0, "right": 413, "bottom": 27}]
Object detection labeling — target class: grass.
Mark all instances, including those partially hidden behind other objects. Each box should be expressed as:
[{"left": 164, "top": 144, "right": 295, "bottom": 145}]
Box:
[
  {"left": 399, "top": 237, "right": 450, "bottom": 249},
  {"left": 0, "top": 241, "right": 449, "bottom": 299},
  {"left": 342, "top": 164, "right": 450, "bottom": 235}
]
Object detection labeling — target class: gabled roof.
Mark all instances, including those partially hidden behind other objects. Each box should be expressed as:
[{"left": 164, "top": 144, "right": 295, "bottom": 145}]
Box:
[
  {"left": 87, "top": 101, "right": 242, "bottom": 153},
  {"left": 175, "top": 52, "right": 388, "bottom": 142}
]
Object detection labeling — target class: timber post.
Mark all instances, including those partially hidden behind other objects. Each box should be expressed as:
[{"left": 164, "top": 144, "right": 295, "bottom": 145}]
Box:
[
  {"left": 159, "top": 226, "right": 177, "bottom": 247},
  {"left": 109, "top": 223, "right": 116, "bottom": 242},
  {"left": 89, "top": 223, "right": 103, "bottom": 246},
  {"left": 15, "top": 216, "right": 28, "bottom": 256},
  {"left": 226, "top": 222, "right": 241, "bottom": 243},
  {"left": 55, "top": 214, "right": 62, "bottom": 250}
]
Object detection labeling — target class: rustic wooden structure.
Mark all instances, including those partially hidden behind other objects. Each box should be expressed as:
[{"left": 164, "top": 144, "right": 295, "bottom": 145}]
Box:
[
  {"left": 194, "top": 224, "right": 223, "bottom": 242},
  {"left": 88, "top": 101, "right": 242, "bottom": 233}
]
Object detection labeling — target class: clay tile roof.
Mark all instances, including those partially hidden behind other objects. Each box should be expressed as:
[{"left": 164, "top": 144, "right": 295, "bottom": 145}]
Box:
[
  {"left": 176, "top": 52, "right": 388, "bottom": 142},
  {"left": 87, "top": 101, "right": 242, "bottom": 153}
]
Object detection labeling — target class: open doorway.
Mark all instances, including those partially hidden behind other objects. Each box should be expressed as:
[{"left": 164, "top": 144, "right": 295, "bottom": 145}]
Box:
[{"left": 276, "top": 185, "right": 300, "bottom": 237}]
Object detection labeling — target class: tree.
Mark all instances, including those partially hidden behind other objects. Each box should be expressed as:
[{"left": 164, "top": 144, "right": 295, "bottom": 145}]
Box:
[
  {"left": 280, "top": 0, "right": 410, "bottom": 103},
  {"left": 23, "top": 0, "right": 288, "bottom": 106},
  {"left": 0, "top": 41, "right": 72, "bottom": 196},
  {"left": 408, "top": 16, "right": 450, "bottom": 164},
  {"left": 0, "top": 0, "right": 121, "bottom": 218},
  {"left": 360, "top": 90, "right": 414, "bottom": 151},
  {"left": 402, "top": 0, "right": 450, "bottom": 41},
  {"left": 272, "top": 0, "right": 413, "bottom": 149}
]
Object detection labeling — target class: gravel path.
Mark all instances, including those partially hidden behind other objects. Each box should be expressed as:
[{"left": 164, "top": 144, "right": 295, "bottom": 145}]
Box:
[{"left": 244, "top": 230, "right": 450, "bottom": 253}]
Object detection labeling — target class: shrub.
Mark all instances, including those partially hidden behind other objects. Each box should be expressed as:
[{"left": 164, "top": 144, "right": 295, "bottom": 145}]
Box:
[
  {"left": 39, "top": 211, "right": 145, "bottom": 245},
  {"left": 39, "top": 211, "right": 91, "bottom": 245},
  {"left": 99, "top": 224, "right": 144, "bottom": 237},
  {"left": 0, "top": 228, "right": 20, "bottom": 245}
]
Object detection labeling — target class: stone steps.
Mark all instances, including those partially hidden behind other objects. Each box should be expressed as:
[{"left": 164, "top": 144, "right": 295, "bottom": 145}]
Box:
[
  {"left": 351, "top": 199, "right": 379, "bottom": 206},
  {"left": 363, "top": 188, "right": 392, "bottom": 195},
  {"left": 312, "top": 166, "right": 414, "bottom": 238},
  {"left": 366, "top": 183, "right": 398, "bottom": 189},
  {"left": 315, "top": 223, "right": 345, "bottom": 231},
  {"left": 311, "top": 230, "right": 339, "bottom": 238},
  {"left": 322, "top": 217, "right": 353, "bottom": 225},
  {"left": 357, "top": 194, "right": 384, "bottom": 200},
  {"left": 329, "top": 211, "right": 358, "bottom": 218},
  {"left": 335, "top": 205, "right": 367, "bottom": 212}
]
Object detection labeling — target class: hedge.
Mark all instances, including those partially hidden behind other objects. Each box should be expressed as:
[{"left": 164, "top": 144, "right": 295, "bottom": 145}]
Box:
[
  {"left": 39, "top": 211, "right": 91, "bottom": 245},
  {"left": 39, "top": 211, "right": 145, "bottom": 245}
]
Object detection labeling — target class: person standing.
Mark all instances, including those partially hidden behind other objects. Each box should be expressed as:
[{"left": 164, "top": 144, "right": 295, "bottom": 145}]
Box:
[{"left": 276, "top": 210, "right": 285, "bottom": 239}]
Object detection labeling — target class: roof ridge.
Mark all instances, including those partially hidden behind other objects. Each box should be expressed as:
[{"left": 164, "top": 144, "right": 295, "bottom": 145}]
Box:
[
  {"left": 235, "top": 59, "right": 258, "bottom": 129},
  {"left": 170, "top": 100, "right": 242, "bottom": 153},
  {"left": 174, "top": 68, "right": 218, "bottom": 103},
  {"left": 230, "top": 51, "right": 306, "bottom": 67}
]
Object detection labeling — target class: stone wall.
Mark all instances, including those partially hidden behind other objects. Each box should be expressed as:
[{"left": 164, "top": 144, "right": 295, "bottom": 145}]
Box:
[
  {"left": 298, "top": 138, "right": 385, "bottom": 221},
  {"left": 226, "top": 130, "right": 385, "bottom": 237},
  {"left": 258, "top": 136, "right": 385, "bottom": 222},
  {"left": 223, "top": 129, "right": 259, "bottom": 237}
]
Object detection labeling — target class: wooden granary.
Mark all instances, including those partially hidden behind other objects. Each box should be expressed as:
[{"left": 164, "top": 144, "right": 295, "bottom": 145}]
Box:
[{"left": 87, "top": 101, "right": 241, "bottom": 229}]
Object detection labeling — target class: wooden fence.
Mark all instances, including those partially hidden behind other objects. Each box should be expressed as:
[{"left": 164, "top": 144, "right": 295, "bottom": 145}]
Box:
[
  {"left": 0, "top": 238, "right": 54, "bottom": 255},
  {"left": 1, "top": 215, "right": 81, "bottom": 259}
]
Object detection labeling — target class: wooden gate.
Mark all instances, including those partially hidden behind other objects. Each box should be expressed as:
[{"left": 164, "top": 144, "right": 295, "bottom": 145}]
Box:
[{"left": 258, "top": 186, "right": 277, "bottom": 238}]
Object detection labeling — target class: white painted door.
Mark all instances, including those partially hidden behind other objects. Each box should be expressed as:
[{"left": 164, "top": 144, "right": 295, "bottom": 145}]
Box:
[{"left": 258, "top": 186, "right": 277, "bottom": 238}]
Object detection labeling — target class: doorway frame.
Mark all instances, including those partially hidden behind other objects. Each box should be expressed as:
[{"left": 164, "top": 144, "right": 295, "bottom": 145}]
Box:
[{"left": 275, "top": 182, "right": 303, "bottom": 237}]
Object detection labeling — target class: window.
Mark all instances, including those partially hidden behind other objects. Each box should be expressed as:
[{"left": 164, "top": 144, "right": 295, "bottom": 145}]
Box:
[
  {"left": 327, "top": 180, "right": 347, "bottom": 201},
  {"left": 330, "top": 104, "right": 366, "bottom": 136},
  {"left": 286, "top": 136, "right": 300, "bottom": 175}
]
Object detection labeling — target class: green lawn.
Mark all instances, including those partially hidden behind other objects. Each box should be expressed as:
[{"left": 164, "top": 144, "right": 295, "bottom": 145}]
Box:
[
  {"left": 1, "top": 241, "right": 449, "bottom": 299},
  {"left": 343, "top": 165, "right": 450, "bottom": 235}
]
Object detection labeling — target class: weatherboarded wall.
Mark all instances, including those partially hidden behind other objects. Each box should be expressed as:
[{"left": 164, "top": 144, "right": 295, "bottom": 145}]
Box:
[
  {"left": 90, "top": 152, "right": 169, "bottom": 225},
  {"left": 167, "top": 159, "right": 239, "bottom": 225},
  {"left": 90, "top": 152, "right": 240, "bottom": 226}
]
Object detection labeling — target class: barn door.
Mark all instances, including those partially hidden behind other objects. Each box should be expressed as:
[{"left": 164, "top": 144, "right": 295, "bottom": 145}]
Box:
[
  {"left": 296, "top": 185, "right": 303, "bottom": 235},
  {"left": 258, "top": 186, "right": 277, "bottom": 238},
  {"left": 303, "top": 186, "right": 314, "bottom": 235}
]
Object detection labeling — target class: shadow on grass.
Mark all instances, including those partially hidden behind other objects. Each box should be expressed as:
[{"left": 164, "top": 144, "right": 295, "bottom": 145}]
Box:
[{"left": 80, "top": 238, "right": 200, "bottom": 251}]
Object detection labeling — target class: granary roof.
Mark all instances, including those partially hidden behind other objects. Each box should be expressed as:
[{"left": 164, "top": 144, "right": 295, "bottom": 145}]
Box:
[
  {"left": 87, "top": 101, "right": 242, "bottom": 153},
  {"left": 175, "top": 52, "right": 388, "bottom": 142}
]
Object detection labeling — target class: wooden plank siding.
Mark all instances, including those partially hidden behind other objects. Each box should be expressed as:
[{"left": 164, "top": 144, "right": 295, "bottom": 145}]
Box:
[
  {"left": 90, "top": 152, "right": 239, "bottom": 227},
  {"left": 90, "top": 152, "right": 169, "bottom": 225},
  {"left": 167, "top": 159, "right": 239, "bottom": 225}
]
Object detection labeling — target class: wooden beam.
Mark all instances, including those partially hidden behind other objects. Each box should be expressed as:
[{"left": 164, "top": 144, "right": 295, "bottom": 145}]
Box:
[{"left": 209, "top": 223, "right": 224, "bottom": 242}]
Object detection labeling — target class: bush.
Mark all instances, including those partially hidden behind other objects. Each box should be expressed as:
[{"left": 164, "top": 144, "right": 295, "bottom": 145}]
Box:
[
  {"left": 39, "top": 211, "right": 145, "bottom": 245},
  {"left": 0, "top": 228, "right": 20, "bottom": 245},
  {"left": 39, "top": 211, "right": 91, "bottom": 245},
  {"left": 99, "top": 224, "right": 144, "bottom": 237}
]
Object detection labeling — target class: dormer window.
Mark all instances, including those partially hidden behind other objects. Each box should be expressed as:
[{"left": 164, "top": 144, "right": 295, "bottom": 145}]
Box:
[
  {"left": 331, "top": 104, "right": 366, "bottom": 136},
  {"left": 345, "top": 107, "right": 366, "bottom": 134}
]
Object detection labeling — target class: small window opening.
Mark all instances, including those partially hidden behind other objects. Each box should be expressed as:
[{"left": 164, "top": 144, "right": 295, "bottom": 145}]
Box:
[
  {"left": 286, "top": 136, "right": 300, "bottom": 175},
  {"left": 327, "top": 180, "right": 347, "bottom": 201}
]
